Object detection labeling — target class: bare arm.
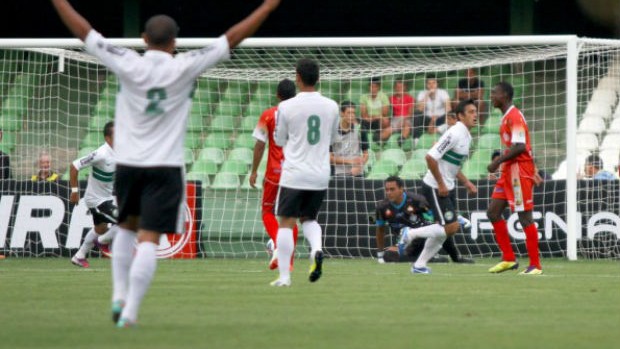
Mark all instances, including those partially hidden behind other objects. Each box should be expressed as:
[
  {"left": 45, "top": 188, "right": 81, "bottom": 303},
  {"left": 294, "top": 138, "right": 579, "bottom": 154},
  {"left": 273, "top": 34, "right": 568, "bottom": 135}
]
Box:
[
  {"left": 376, "top": 225, "right": 386, "bottom": 251},
  {"left": 249, "top": 140, "right": 266, "bottom": 188},
  {"left": 69, "top": 164, "right": 80, "bottom": 204},
  {"left": 425, "top": 154, "right": 449, "bottom": 196},
  {"left": 457, "top": 170, "right": 477, "bottom": 194},
  {"left": 225, "top": 0, "right": 281, "bottom": 49},
  {"left": 50, "top": 0, "right": 92, "bottom": 41},
  {"left": 488, "top": 143, "right": 526, "bottom": 173}
]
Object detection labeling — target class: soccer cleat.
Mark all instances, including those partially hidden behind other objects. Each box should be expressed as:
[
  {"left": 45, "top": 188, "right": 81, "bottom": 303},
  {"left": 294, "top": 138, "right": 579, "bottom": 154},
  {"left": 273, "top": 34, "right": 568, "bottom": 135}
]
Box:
[
  {"left": 519, "top": 266, "right": 543, "bottom": 275},
  {"left": 269, "top": 278, "right": 291, "bottom": 287},
  {"left": 94, "top": 239, "right": 111, "bottom": 256},
  {"left": 453, "top": 256, "right": 475, "bottom": 264},
  {"left": 116, "top": 318, "right": 136, "bottom": 328},
  {"left": 308, "top": 250, "right": 324, "bottom": 283},
  {"left": 411, "top": 266, "right": 431, "bottom": 274},
  {"left": 111, "top": 300, "right": 125, "bottom": 324},
  {"left": 269, "top": 249, "right": 278, "bottom": 270},
  {"left": 71, "top": 256, "right": 90, "bottom": 268},
  {"left": 457, "top": 215, "right": 472, "bottom": 230},
  {"left": 488, "top": 261, "right": 519, "bottom": 273}
]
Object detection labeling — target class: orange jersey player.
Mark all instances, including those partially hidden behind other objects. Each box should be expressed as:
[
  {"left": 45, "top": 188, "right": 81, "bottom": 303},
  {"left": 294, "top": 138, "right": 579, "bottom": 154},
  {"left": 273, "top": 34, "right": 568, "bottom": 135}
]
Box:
[
  {"left": 249, "top": 79, "right": 298, "bottom": 271},
  {"left": 486, "top": 81, "right": 543, "bottom": 275}
]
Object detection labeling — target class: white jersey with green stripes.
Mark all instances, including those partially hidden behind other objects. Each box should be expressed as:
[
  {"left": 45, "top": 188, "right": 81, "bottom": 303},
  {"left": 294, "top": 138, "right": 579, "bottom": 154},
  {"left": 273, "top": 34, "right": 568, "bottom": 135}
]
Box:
[
  {"left": 422, "top": 121, "right": 472, "bottom": 191},
  {"left": 72, "top": 142, "right": 116, "bottom": 208}
]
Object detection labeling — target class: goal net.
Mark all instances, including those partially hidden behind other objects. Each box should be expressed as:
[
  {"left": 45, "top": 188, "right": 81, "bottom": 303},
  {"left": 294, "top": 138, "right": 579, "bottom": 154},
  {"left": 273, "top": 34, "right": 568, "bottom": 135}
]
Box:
[{"left": 0, "top": 36, "right": 619, "bottom": 260}]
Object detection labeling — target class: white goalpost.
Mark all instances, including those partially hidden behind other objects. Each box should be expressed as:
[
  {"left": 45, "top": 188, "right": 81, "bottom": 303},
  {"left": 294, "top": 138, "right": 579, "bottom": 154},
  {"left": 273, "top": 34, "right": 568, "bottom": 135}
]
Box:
[{"left": 0, "top": 35, "right": 619, "bottom": 261}]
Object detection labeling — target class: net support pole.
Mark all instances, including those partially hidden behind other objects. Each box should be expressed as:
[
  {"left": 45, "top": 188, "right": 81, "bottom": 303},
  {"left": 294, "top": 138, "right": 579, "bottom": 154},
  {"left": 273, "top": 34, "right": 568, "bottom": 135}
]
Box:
[{"left": 565, "top": 36, "right": 579, "bottom": 261}]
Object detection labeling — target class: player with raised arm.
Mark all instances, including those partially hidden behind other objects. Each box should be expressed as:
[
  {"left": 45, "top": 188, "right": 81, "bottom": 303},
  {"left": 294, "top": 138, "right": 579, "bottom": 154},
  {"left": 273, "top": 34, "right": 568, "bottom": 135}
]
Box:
[
  {"left": 70, "top": 121, "right": 117, "bottom": 268},
  {"left": 249, "top": 78, "right": 299, "bottom": 271},
  {"left": 418, "top": 99, "right": 478, "bottom": 272},
  {"left": 51, "top": 0, "right": 281, "bottom": 327},
  {"left": 375, "top": 176, "right": 450, "bottom": 273},
  {"left": 270, "top": 58, "right": 339, "bottom": 287},
  {"left": 487, "top": 82, "right": 543, "bottom": 275}
]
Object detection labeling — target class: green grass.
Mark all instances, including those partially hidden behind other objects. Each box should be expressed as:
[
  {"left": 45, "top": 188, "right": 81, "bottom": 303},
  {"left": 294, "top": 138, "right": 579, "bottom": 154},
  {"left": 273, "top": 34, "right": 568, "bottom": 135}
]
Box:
[{"left": 0, "top": 258, "right": 619, "bottom": 349}]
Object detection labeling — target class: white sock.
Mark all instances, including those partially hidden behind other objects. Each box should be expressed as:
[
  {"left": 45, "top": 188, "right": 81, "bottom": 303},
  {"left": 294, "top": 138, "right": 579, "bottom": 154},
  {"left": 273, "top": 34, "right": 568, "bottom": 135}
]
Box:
[
  {"left": 121, "top": 241, "right": 157, "bottom": 323},
  {"left": 276, "top": 228, "right": 294, "bottom": 282},
  {"left": 111, "top": 227, "right": 135, "bottom": 304},
  {"left": 302, "top": 220, "right": 322, "bottom": 258},
  {"left": 98, "top": 225, "right": 118, "bottom": 244},
  {"left": 75, "top": 228, "right": 98, "bottom": 259},
  {"left": 414, "top": 226, "right": 447, "bottom": 269}
]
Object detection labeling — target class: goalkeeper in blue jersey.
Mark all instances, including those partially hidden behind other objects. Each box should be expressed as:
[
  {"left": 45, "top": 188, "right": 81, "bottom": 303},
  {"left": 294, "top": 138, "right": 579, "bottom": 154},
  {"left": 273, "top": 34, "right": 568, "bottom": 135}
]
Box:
[{"left": 374, "top": 176, "right": 448, "bottom": 274}]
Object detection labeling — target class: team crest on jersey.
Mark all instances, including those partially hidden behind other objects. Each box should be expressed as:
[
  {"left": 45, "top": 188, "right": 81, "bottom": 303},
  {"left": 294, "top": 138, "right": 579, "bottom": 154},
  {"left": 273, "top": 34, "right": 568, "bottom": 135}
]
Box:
[
  {"left": 406, "top": 205, "right": 415, "bottom": 214},
  {"left": 445, "top": 211, "right": 454, "bottom": 221},
  {"left": 385, "top": 209, "right": 393, "bottom": 218}
]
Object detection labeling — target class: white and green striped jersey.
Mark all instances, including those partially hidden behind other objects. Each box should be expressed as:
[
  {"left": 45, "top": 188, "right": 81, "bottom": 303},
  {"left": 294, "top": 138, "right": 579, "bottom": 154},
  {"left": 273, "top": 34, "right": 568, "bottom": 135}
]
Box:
[
  {"left": 84, "top": 30, "right": 230, "bottom": 167},
  {"left": 73, "top": 142, "right": 116, "bottom": 208},
  {"left": 423, "top": 121, "right": 472, "bottom": 190}
]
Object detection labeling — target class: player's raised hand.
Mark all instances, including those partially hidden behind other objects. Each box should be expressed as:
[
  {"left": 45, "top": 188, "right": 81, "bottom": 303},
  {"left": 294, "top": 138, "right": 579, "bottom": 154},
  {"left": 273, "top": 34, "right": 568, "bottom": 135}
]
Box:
[{"left": 263, "top": 0, "right": 281, "bottom": 11}]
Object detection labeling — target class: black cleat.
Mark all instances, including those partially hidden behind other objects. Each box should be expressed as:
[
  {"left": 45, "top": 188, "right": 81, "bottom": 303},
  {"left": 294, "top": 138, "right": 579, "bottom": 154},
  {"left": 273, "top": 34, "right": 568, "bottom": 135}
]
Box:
[{"left": 309, "top": 250, "right": 324, "bottom": 282}]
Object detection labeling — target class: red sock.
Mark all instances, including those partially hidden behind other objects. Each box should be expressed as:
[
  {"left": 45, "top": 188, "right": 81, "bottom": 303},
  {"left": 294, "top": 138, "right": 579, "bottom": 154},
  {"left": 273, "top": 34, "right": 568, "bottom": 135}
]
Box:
[
  {"left": 523, "top": 224, "right": 541, "bottom": 269},
  {"left": 492, "top": 220, "right": 516, "bottom": 261},
  {"left": 262, "top": 212, "right": 279, "bottom": 246}
]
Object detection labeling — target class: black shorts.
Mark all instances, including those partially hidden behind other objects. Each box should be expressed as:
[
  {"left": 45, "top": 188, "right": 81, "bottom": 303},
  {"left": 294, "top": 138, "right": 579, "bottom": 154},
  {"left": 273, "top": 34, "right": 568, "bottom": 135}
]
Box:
[
  {"left": 421, "top": 182, "right": 457, "bottom": 226},
  {"left": 89, "top": 200, "right": 118, "bottom": 225},
  {"left": 276, "top": 187, "right": 326, "bottom": 220},
  {"left": 115, "top": 165, "right": 184, "bottom": 233}
]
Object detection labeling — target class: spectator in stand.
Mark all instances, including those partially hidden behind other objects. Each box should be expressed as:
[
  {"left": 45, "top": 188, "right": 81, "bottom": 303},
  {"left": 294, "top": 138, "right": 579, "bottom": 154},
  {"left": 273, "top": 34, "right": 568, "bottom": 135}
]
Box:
[
  {"left": 414, "top": 74, "right": 451, "bottom": 139},
  {"left": 360, "top": 77, "right": 391, "bottom": 144},
  {"left": 31, "top": 151, "right": 59, "bottom": 182},
  {"left": 455, "top": 68, "right": 487, "bottom": 125},
  {"left": 488, "top": 149, "right": 502, "bottom": 180},
  {"left": 389, "top": 80, "right": 414, "bottom": 143},
  {"left": 584, "top": 154, "right": 616, "bottom": 180},
  {"left": 330, "top": 101, "right": 369, "bottom": 177},
  {"left": 0, "top": 129, "right": 11, "bottom": 180}
]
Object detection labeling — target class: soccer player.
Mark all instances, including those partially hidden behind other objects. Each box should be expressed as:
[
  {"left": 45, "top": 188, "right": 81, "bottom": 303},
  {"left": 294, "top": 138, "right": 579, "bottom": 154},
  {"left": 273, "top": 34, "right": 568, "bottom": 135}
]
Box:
[
  {"left": 419, "top": 99, "right": 478, "bottom": 270},
  {"left": 51, "top": 0, "right": 281, "bottom": 326},
  {"left": 486, "top": 82, "right": 543, "bottom": 275},
  {"left": 270, "top": 58, "right": 339, "bottom": 287},
  {"left": 375, "top": 176, "right": 449, "bottom": 274},
  {"left": 69, "top": 121, "right": 117, "bottom": 268},
  {"left": 249, "top": 78, "right": 299, "bottom": 271}
]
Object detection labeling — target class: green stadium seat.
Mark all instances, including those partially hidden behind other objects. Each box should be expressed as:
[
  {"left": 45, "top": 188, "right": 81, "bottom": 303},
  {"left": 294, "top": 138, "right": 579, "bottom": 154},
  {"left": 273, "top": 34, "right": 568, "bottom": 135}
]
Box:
[
  {"left": 461, "top": 160, "right": 488, "bottom": 179},
  {"left": 197, "top": 147, "right": 225, "bottom": 164},
  {"left": 92, "top": 98, "right": 115, "bottom": 118},
  {"left": 240, "top": 171, "right": 263, "bottom": 190},
  {"left": 184, "top": 148, "right": 195, "bottom": 167},
  {"left": 477, "top": 133, "right": 502, "bottom": 151},
  {"left": 189, "top": 99, "right": 211, "bottom": 119},
  {"left": 187, "top": 113, "right": 205, "bottom": 133},
  {"left": 250, "top": 82, "right": 277, "bottom": 105},
  {"left": 0, "top": 132, "right": 16, "bottom": 153},
  {"left": 244, "top": 101, "right": 270, "bottom": 118},
  {"left": 399, "top": 159, "right": 427, "bottom": 179},
  {"left": 203, "top": 132, "right": 232, "bottom": 149},
  {"left": 370, "top": 159, "right": 399, "bottom": 176},
  {"left": 184, "top": 132, "right": 203, "bottom": 149},
  {"left": 87, "top": 116, "right": 112, "bottom": 132},
  {"left": 77, "top": 147, "right": 96, "bottom": 158},
  {"left": 366, "top": 171, "right": 390, "bottom": 180},
  {"left": 240, "top": 116, "right": 259, "bottom": 133},
  {"left": 416, "top": 133, "right": 438, "bottom": 150},
  {"left": 80, "top": 132, "right": 104, "bottom": 149},
  {"left": 219, "top": 159, "right": 249, "bottom": 175},
  {"left": 209, "top": 114, "right": 235, "bottom": 131},
  {"left": 191, "top": 159, "right": 219, "bottom": 176},
  {"left": 469, "top": 148, "right": 494, "bottom": 164},
  {"left": 213, "top": 102, "right": 242, "bottom": 119},
  {"left": 228, "top": 147, "right": 254, "bottom": 165},
  {"left": 186, "top": 171, "right": 210, "bottom": 188},
  {"left": 233, "top": 133, "right": 256, "bottom": 149},
  {"left": 210, "top": 172, "right": 240, "bottom": 190},
  {"left": 410, "top": 148, "right": 428, "bottom": 162},
  {"left": 380, "top": 148, "right": 407, "bottom": 167}
]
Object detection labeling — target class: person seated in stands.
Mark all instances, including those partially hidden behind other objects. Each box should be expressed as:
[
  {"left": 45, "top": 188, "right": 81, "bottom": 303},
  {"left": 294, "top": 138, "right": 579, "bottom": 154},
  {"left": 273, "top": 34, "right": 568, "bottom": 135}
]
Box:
[
  {"left": 488, "top": 149, "right": 502, "bottom": 180},
  {"left": 388, "top": 80, "right": 414, "bottom": 143},
  {"left": 583, "top": 154, "right": 616, "bottom": 180},
  {"left": 330, "top": 101, "right": 369, "bottom": 177},
  {"left": 455, "top": 68, "right": 487, "bottom": 125},
  {"left": 414, "top": 74, "right": 451, "bottom": 138},
  {"left": 31, "top": 151, "right": 60, "bottom": 182},
  {"left": 360, "top": 77, "right": 391, "bottom": 144}
]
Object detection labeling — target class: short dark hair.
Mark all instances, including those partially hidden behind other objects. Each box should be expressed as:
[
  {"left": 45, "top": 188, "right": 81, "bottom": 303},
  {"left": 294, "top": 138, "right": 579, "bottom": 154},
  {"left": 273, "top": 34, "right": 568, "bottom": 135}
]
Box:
[
  {"left": 425, "top": 74, "right": 436, "bottom": 81},
  {"left": 586, "top": 154, "right": 603, "bottom": 169},
  {"left": 296, "top": 58, "right": 319, "bottom": 86},
  {"left": 455, "top": 98, "right": 476, "bottom": 116},
  {"left": 491, "top": 149, "right": 501, "bottom": 160},
  {"left": 144, "top": 15, "right": 179, "bottom": 46},
  {"left": 340, "top": 100, "right": 356, "bottom": 112},
  {"left": 370, "top": 76, "right": 381, "bottom": 85},
  {"left": 384, "top": 175, "right": 404, "bottom": 188},
  {"left": 496, "top": 81, "right": 514, "bottom": 101},
  {"left": 103, "top": 121, "right": 114, "bottom": 138},
  {"left": 277, "top": 78, "right": 296, "bottom": 101}
]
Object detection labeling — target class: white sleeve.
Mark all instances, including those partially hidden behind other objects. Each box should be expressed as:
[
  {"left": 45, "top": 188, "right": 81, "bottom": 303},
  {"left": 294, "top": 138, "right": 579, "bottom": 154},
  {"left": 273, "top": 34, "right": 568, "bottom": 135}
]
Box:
[
  {"left": 427, "top": 129, "right": 456, "bottom": 160},
  {"left": 252, "top": 126, "right": 267, "bottom": 143},
  {"left": 84, "top": 30, "right": 142, "bottom": 77},
  {"left": 176, "top": 35, "right": 231, "bottom": 79},
  {"left": 72, "top": 147, "right": 103, "bottom": 171},
  {"left": 330, "top": 104, "right": 340, "bottom": 145},
  {"left": 273, "top": 107, "right": 288, "bottom": 147}
]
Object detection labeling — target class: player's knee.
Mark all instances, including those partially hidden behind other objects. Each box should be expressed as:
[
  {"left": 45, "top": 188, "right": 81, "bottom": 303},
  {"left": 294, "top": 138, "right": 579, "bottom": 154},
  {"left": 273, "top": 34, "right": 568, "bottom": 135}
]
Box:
[{"left": 486, "top": 208, "right": 501, "bottom": 222}]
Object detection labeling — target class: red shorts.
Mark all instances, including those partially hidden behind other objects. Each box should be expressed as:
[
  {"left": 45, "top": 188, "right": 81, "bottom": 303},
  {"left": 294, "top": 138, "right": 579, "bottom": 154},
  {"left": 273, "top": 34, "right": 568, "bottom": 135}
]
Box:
[
  {"left": 261, "top": 177, "right": 280, "bottom": 215},
  {"left": 491, "top": 161, "right": 535, "bottom": 212}
]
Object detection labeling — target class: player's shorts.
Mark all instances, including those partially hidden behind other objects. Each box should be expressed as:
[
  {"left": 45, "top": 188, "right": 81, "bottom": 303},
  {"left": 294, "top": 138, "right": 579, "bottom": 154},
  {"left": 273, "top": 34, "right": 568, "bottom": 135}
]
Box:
[
  {"left": 276, "top": 186, "right": 326, "bottom": 220},
  {"left": 89, "top": 199, "right": 118, "bottom": 225},
  {"left": 421, "top": 182, "right": 458, "bottom": 226},
  {"left": 261, "top": 177, "right": 280, "bottom": 215},
  {"left": 115, "top": 165, "right": 184, "bottom": 233},
  {"left": 492, "top": 161, "right": 535, "bottom": 212}
]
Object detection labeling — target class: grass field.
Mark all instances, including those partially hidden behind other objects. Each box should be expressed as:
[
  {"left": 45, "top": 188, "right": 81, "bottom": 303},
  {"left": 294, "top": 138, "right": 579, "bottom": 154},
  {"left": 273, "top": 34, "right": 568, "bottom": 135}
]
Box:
[{"left": 0, "top": 258, "right": 619, "bottom": 349}]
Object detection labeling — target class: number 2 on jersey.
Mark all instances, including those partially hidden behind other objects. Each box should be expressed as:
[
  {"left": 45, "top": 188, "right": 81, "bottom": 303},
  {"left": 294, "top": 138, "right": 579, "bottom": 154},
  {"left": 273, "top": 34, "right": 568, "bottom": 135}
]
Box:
[
  {"left": 307, "top": 115, "right": 321, "bottom": 145},
  {"left": 145, "top": 87, "right": 167, "bottom": 116}
]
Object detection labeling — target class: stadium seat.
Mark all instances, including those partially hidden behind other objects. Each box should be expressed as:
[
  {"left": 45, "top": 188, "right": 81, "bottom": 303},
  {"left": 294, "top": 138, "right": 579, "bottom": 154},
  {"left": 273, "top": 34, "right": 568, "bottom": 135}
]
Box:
[
  {"left": 240, "top": 116, "right": 259, "bottom": 133},
  {"left": 416, "top": 133, "right": 438, "bottom": 150},
  {"left": 210, "top": 172, "right": 240, "bottom": 190},
  {"left": 87, "top": 115, "right": 111, "bottom": 132},
  {"left": 92, "top": 98, "right": 115, "bottom": 119},
  {"left": 209, "top": 114, "right": 236, "bottom": 131},
  {"left": 219, "top": 159, "right": 249, "bottom": 175},
  {"left": 481, "top": 116, "right": 502, "bottom": 134},
  {"left": 184, "top": 132, "right": 203, "bottom": 149},
  {"left": 240, "top": 171, "right": 263, "bottom": 190},
  {"left": 189, "top": 99, "right": 211, "bottom": 119},
  {"left": 0, "top": 132, "right": 16, "bottom": 153},
  {"left": 250, "top": 82, "right": 277, "bottom": 105},
  {"left": 366, "top": 171, "right": 390, "bottom": 180},
  {"left": 476, "top": 133, "right": 502, "bottom": 151},
  {"left": 187, "top": 113, "right": 205, "bottom": 133},
  {"left": 583, "top": 102, "right": 612, "bottom": 120},
  {"left": 599, "top": 148, "right": 620, "bottom": 172},
  {"left": 599, "top": 134, "right": 620, "bottom": 151},
  {"left": 399, "top": 159, "right": 426, "bottom": 179},
  {"left": 197, "top": 147, "right": 225, "bottom": 164},
  {"left": 607, "top": 117, "right": 620, "bottom": 133},
  {"left": 233, "top": 133, "right": 256, "bottom": 149},
  {"left": 409, "top": 148, "right": 428, "bottom": 162},
  {"left": 244, "top": 101, "right": 270, "bottom": 118},
  {"left": 80, "top": 132, "right": 104, "bottom": 149},
  {"left": 469, "top": 148, "right": 494, "bottom": 164},
  {"left": 184, "top": 148, "right": 195, "bottom": 168},
  {"left": 590, "top": 89, "right": 617, "bottom": 109},
  {"left": 369, "top": 159, "right": 399, "bottom": 176},
  {"left": 461, "top": 160, "right": 488, "bottom": 180},
  {"left": 186, "top": 171, "right": 210, "bottom": 188},
  {"left": 191, "top": 159, "right": 219, "bottom": 176},
  {"left": 77, "top": 147, "right": 96, "bottom": 158},
  {"left": 575, "top": 133, "right": 599, "bottom": 152},
  {"left": 578, "top": 116, "right": 606, "bottom": 135},
  {"left": 380, "top": 148, "right": 407, "bottom": 167},
  {"left": 213, "top": 101, "right": 242, "bottom": 119},
  {"left": 203, "top": 132, "right": 232, "bottom": 149},
  {"left": 228, "top": 147, "right": 254, "bottom": 165}
]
